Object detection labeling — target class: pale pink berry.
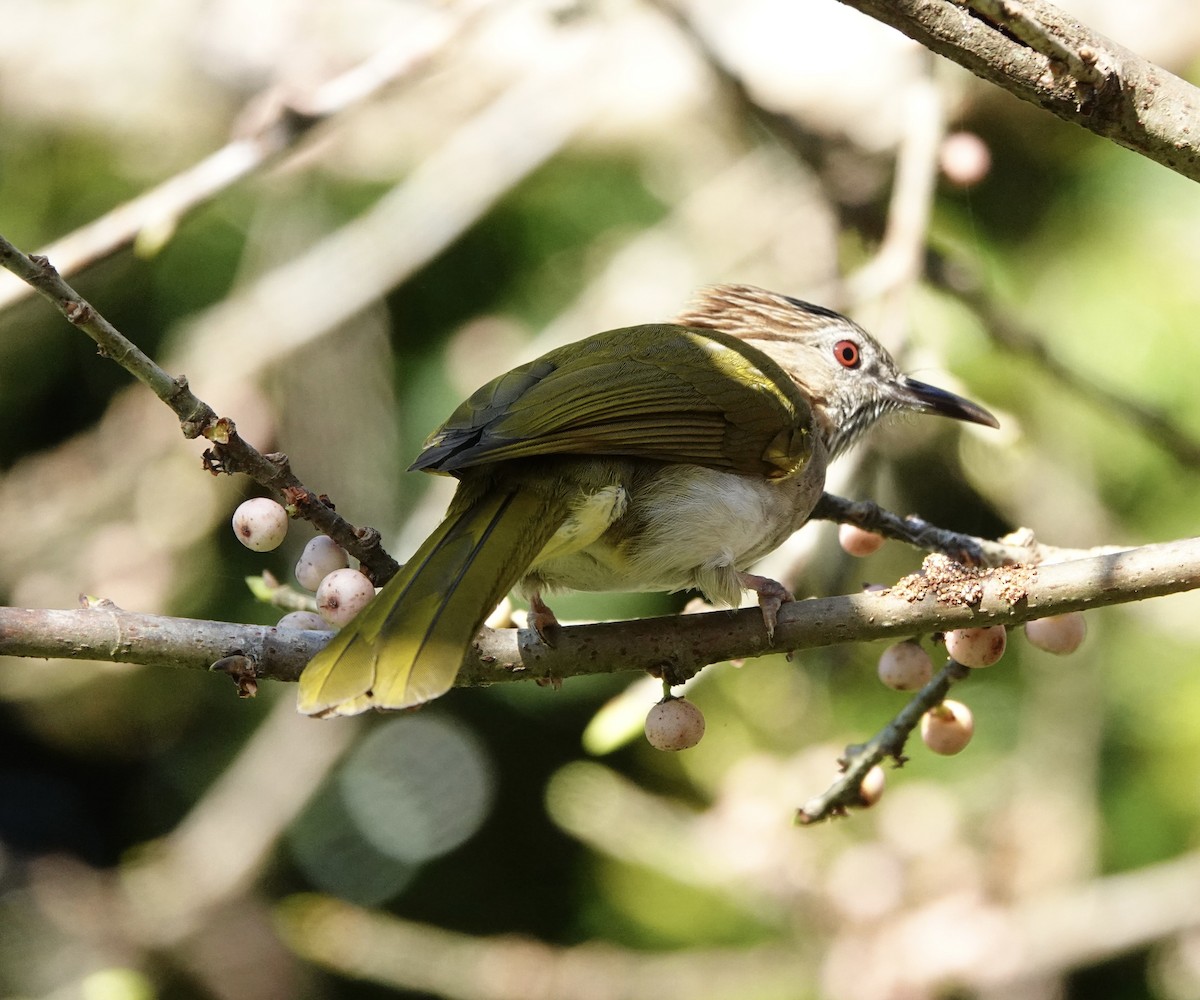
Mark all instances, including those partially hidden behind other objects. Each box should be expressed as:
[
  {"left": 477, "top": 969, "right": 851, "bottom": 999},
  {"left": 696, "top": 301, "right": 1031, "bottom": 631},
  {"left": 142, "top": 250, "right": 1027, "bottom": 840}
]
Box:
[
  {"left": 315, "top": 568, "right": 376, "bottom": 627},
  {"left": 232, "top": 498, "right": 289, "bottom": 552},
  {"left": 1024, "top": 613, "right": 1087, "bottom": 655},
  {"left": 645, "top": 697, "right": 705, "bottom": 751},
  {"left": 921, "top": 700, "right": 974, "bottom": 755},
  {"left": 940, "top": 131, "right": 991, "bottom": 187},
  {"left": 945, "top": 625, "right": 1006, "bottom": 668},
  {"left": 878, "top": 640, "right": 934, "bottom": 691},
  {"left": 839, "top": 523, "right": 885, "bottom": 557},
  {"left": 858, "top": 765, "right": 886, "bottom": 807},
  {"left": 277, "top": 610, "right": 331, "bottom": 631},
  {"left": 295, "top": 535, "right": 350, "bottom": 591}
]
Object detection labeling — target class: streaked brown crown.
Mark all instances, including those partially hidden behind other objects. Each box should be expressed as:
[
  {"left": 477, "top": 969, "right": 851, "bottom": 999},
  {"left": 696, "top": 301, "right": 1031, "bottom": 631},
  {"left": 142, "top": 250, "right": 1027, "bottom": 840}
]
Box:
[{"left": 675, "top": 284, "right": 996, "bottom": 457}]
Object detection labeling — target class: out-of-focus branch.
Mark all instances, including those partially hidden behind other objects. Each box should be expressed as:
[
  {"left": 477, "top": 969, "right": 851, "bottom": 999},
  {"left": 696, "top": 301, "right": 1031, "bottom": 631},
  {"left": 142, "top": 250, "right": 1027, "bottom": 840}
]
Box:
[
  {"left": 26, "top": 698, "right": 358, "bottom": 977},
  {"left": 828, "top": 844, "right": 1200, "bottom": 995},
  {"left": 278, "top": 840, "right": 1200, "bottom": 993},
  {"left": 929, "top": 251, "right": 1200, "bottom": 470},
  {"left": 0, "top": 234, "right": 399, "bottom": 581},
  {"left": 843, "top": 75, "right": 944, "bottom": 322},
  {"left": 122, "top": 697, "right": 360, "bottom": 946},
  {"left": 279, "top": 845, "right": 1200, "bottom": 998},
  {"left": 0, "top": 12, "right": 614, "bottom": 602},
  {"left": 279, "top": 893, "right": 808, "bottom": 1000},
  {"left": 173, "top": 20, "right": 611, "bottom": 387},
  {"left": 834, "top": 0, "right": 1200, "bottom": 183},
  {"left": 0, "top": 3, "right": 489, "bottom": 312},
  {"left": 3, "top": 535, "right": 1199, "bottom": 687}
]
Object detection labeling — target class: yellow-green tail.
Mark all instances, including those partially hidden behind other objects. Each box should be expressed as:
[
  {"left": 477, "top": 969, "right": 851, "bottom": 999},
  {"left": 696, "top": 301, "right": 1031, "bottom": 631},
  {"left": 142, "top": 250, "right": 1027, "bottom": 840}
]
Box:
[{"left": 297, "top": 485, "right": 561, "bottom": 717}]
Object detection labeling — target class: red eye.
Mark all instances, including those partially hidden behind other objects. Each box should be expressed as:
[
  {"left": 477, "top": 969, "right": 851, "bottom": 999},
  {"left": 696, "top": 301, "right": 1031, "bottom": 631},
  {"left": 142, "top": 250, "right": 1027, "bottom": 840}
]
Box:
[{"left": 834, "top": 339, "right": 860, "bottom": 368}]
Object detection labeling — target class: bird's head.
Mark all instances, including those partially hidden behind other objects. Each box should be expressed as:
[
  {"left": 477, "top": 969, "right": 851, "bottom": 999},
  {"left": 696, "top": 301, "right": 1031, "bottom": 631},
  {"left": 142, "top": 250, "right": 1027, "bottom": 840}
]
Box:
[{"left": 676, "top": 284, "right": 998, "bottom": 458}]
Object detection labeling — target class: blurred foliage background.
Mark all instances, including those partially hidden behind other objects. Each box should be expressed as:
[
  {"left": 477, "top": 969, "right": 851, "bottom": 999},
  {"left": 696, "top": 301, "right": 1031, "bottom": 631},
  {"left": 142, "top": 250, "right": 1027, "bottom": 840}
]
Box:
[{"left": 2, "top": 0, "right": 1200, "bottom": 998}]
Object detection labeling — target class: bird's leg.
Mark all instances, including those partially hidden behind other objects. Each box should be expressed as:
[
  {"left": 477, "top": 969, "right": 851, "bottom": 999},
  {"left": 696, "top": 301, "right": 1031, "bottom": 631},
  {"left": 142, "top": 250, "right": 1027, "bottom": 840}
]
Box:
[
  {"left": 528, "top": 591, "right": 562, "bottom": 646},
  {"left": 738, "top": 572, "right": 793, "bottom": 641},
  {"left": 529, "top": 591, "right": 565, "bottom": 689}
]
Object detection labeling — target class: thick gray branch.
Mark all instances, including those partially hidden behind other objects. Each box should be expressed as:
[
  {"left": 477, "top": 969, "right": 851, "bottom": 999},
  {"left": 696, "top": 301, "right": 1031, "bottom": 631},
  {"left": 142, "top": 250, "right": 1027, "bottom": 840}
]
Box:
[
  {"left": 835, "top": 0, "right": 1200, "bottom": 182},
  {"left": 3, "top": 536, "right": 1198, "bottom": 692}
]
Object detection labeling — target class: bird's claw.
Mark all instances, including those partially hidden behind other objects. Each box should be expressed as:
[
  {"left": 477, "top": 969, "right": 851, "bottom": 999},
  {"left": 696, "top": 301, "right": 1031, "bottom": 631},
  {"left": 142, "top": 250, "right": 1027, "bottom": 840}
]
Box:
[
  {"left": 738, "top": 572, "right": 793, "bottom": 642},
  {"left": 529, "top": 592, "right": 562, "bottom": 647}
]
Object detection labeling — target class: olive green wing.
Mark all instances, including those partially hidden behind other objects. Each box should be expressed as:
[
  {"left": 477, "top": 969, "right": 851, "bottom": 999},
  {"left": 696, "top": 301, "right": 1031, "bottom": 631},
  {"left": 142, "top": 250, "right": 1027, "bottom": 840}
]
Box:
[{"left": 412, "top": 324, "right": 813, "bottom": 480}]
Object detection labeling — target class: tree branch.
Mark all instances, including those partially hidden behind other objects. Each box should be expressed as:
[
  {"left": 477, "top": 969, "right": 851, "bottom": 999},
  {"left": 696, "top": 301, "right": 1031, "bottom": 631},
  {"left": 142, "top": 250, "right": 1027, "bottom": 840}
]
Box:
[
  {"left": 835, "top": 0, "right": 1200, "bottom": 183},
  {"left": 3, "top": 537, "right": 1197, "bottom": 692},
  {"left": 796, "top": 657, "right": 971, "bottom": 823},
  {"left": 812, "top": 492, "right": 1043, "bottom": 565},
  {"left": 0, "top": 3, "right": 488, "bottom": 312},
  {"left": 0, "top": 233, "right": 399, "bottom": 582},
  {"left": 928, "top": 250, "right": 1200, "bottom": 470},
  {"left": 278, "top": 844, "right": 1200, "bottom": 998},
  {"left": 0, "top": 604, "right": 328, "bottom": 679}
]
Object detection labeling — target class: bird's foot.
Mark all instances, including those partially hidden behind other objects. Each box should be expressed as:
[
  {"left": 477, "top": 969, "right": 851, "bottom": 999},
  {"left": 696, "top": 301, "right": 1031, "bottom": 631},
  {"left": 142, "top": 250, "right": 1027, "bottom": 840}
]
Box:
[
  {"left": 738, "top": 572, "right": 793, "bottom": 642},
  {"left": 529, "top": 592, "right": 562, "bottom": 647}
]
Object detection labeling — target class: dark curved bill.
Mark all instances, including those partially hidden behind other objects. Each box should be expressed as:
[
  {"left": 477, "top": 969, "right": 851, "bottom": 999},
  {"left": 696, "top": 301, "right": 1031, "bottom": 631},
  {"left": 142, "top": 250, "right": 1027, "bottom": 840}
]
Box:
[{"left": 893, "top": 376, "right": 999, "bottom": 429}]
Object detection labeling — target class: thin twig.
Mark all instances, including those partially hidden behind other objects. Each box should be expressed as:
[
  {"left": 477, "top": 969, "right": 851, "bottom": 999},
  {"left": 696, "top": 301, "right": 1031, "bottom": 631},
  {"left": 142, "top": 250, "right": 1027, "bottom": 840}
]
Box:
[
  {"left": 795, "top": 658, "right": 970, "bottom": 824},
  {"left": 844, "top": 74, "right": 945, "bottom": 319},
  {"left": 0, "top": 3, "right": 490, "bottom": 312},
  {"left": 812, "top": 492, "right": 1037, "bottom": 565},
  {"left": 0, "top": 234, "right": 399, "bottom": 581},
  {"left": 929, "top": 251, "right": 1200, "bottom": 470}
]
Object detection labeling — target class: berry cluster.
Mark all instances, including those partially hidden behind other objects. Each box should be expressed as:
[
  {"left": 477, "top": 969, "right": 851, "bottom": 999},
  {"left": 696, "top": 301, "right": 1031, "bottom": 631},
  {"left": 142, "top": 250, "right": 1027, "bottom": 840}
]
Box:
[
  {"left": 847, "top": 524, "right": 1088, "bottom": 802},
  {"left": 231, "top": 498, "right": 372, "bottom": 630},
  {"left": 874, "top": 614, "right": 1088, "bottom": 762}
]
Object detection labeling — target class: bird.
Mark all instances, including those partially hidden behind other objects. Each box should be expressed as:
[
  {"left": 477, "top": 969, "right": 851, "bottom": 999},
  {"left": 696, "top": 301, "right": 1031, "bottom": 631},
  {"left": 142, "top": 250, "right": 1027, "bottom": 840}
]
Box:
[{"left": 297, "top": 284, "right": 998, "bottom": 717}]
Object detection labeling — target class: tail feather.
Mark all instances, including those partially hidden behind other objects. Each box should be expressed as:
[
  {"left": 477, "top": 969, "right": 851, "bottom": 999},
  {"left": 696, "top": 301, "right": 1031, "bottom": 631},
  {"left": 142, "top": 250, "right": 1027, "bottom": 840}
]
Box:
[{"left": 297, "top": 485, "right": 562, "bottom": 716}]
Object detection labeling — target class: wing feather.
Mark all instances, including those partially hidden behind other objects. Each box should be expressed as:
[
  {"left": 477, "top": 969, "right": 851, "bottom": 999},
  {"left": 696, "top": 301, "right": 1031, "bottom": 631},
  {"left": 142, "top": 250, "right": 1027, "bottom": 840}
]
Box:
[{"left": 412, "top": 325, "right": 813, "bottom": 478}]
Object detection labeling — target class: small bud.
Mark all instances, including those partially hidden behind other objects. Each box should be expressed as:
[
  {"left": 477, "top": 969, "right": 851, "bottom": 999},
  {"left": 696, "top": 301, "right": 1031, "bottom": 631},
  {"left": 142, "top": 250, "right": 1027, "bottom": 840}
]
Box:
[
  {"left": 839, "top": 523, "right": 885, "bottom": 557},
  {"left": 277, "top": 610, "right": 331, "bottom": 631},
  {"left": 232, "top": 498, "right": 289, "bottom": 552},
  {"left": 857, "top": 764, "right": 886, "bottom": 807},
  {"left": 877, "top": 640, "right": 934, "bottom": 691},
  {"left": 921, "top": 700, "right": 975, "bottom": 755},
  {"left": 1024, "top": 613, "right": 1087, "bottom": 655},
  {"left": 945, "top": 625, "right": 1006, "bottom": 668},
  {"left": 644, "top": 697, "right": 705, "bottom": 751},
  {"left": 315, "top": 568, "right": 376, "bottom": 626},
  {"left": 295, "top": 535, "right": 350, "bottom": 591}
]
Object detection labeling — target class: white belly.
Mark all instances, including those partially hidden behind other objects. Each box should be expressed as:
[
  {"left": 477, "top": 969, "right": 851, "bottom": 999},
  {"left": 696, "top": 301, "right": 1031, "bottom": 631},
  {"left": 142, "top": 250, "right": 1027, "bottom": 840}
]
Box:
[{"left": 526, "top": 456, "right": 826, "bottom": 607}]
